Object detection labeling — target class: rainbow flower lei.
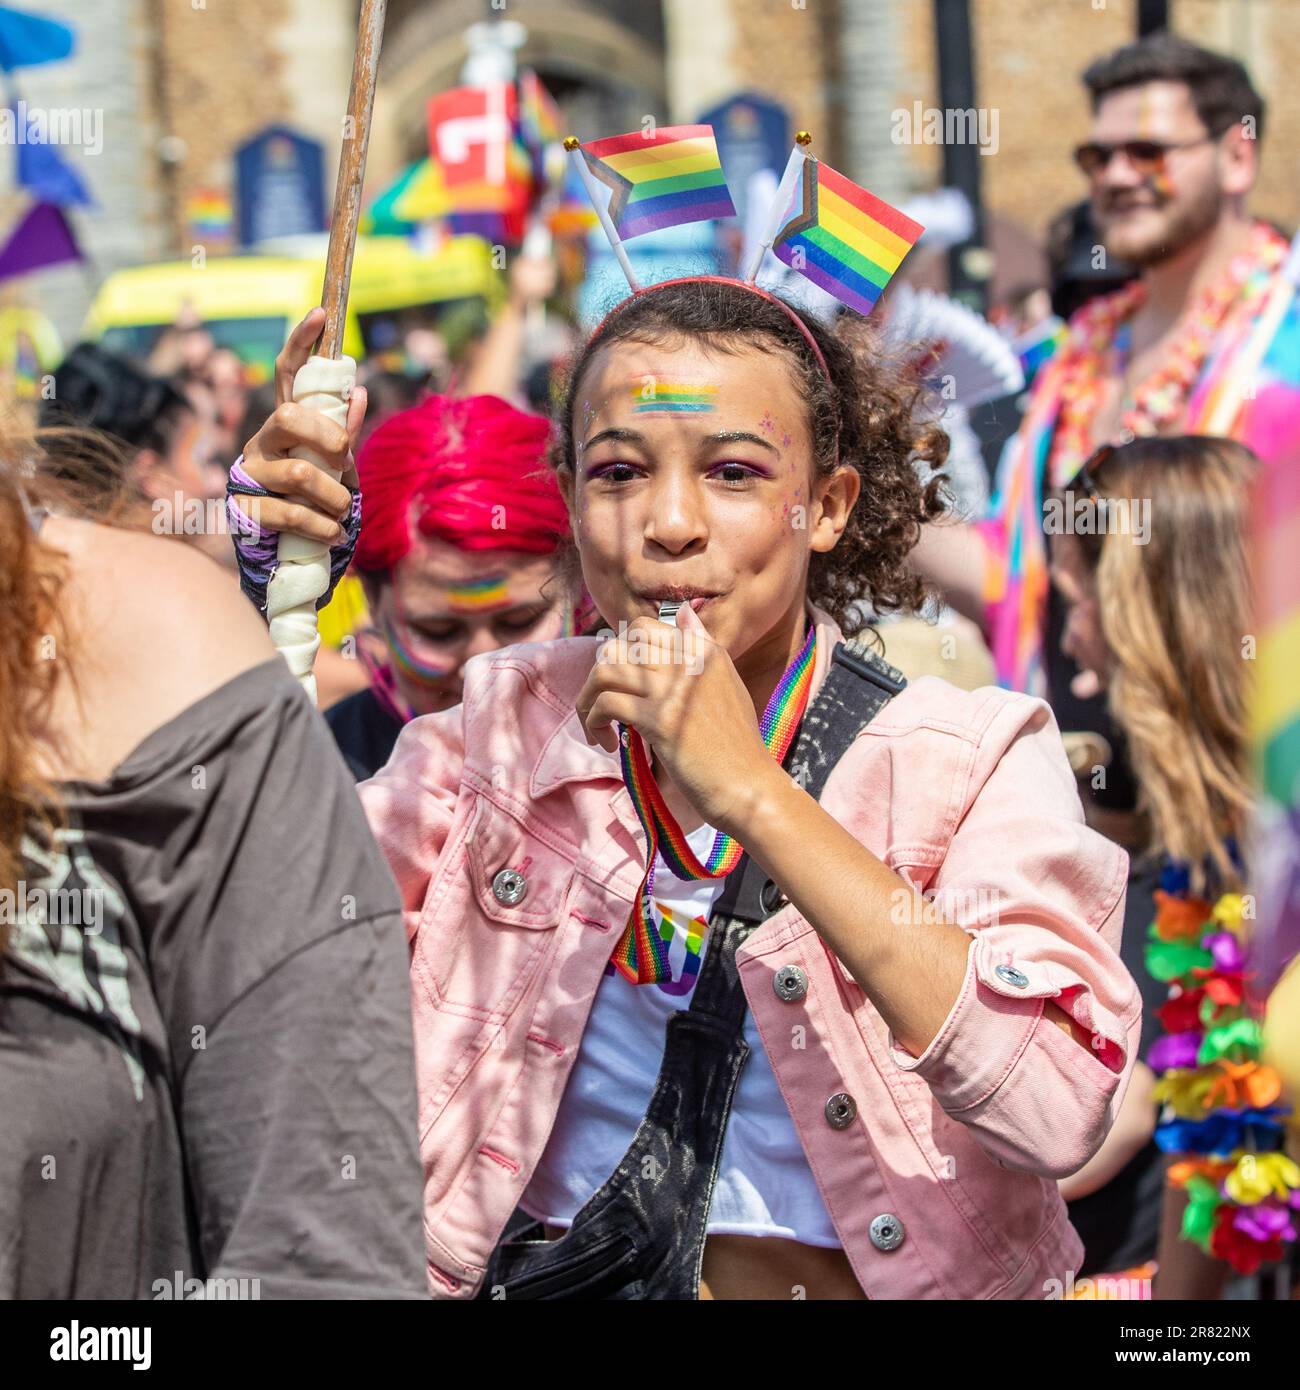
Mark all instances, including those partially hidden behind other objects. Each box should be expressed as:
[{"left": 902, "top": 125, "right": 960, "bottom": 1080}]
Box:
[{"left": 1145, "top": 858, "right": 1300, "bottom": 1275}]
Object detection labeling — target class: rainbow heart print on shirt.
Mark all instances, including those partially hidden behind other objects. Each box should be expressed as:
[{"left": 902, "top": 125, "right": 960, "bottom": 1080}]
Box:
[
  {"left": 650, "top": 902, "right": 706, "bottom": 997},
  {"left": 605, "top": 901, "right": 706, "bottom": 997}
]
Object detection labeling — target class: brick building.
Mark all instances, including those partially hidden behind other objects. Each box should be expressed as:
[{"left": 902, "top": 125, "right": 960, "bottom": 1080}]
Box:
[{"left": 6, "top": 0, "right": 1299, "bottom": 344}]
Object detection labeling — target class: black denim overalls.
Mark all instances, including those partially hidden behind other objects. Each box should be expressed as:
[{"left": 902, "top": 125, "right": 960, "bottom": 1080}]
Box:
[{"left": 479, "top": 638, "right": 906, "bottom": 1300}]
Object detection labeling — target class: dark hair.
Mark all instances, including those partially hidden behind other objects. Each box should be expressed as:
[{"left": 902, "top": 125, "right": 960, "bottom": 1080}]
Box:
[
  {"left": 550, "top": 279, "right": 949, "bottom": 638},
  {"left": 1082, "top": 32, "right": 1265, "bottom": 143},
  {"left": 1045, "top": 199, "right": 1139, "bottom": 322},
  {"left": 39, "top": 343, "right": 192, "bottom": 461}
]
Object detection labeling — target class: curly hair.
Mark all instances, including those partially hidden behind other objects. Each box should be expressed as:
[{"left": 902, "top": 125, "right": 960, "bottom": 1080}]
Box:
[{"left": 547, "top": 278, "right": 949, "bottom": 639}]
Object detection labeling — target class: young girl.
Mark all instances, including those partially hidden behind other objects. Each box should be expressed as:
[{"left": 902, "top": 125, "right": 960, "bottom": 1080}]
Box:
[
  {"left": 234, "top": 277, "right": 1139, "bottom": 1300},
  {"left": 1051, "top": 435, "right": 1299, "bottom": 1296}
]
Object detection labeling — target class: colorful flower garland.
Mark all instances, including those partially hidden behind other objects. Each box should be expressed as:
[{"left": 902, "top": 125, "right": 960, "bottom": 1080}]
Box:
[
  {"left": 1045, "top": 221, "right": 1288, "bottom": 488},
  {"left": 1145, "top": 859, "right": 1300, "bottom": 1275}
]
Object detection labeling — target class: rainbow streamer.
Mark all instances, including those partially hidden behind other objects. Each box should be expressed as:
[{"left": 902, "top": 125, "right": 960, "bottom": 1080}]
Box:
[
  {"left": 579, "top": 124, "right": 735, "bottom": 242},
  {"left": 771, "top": 157, "right": 923, "bottom": 316},
  {"left": 611, "top": 622, "right": 816, "bottom": 984}
]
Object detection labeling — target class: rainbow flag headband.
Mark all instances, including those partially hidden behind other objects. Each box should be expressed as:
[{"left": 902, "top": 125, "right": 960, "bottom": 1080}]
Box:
[
  {"left": 611, "top": 620, "right": 817, "bottom": 985},
  {"left": 563, "top": 126, "right": 924, "bottom": 327}
]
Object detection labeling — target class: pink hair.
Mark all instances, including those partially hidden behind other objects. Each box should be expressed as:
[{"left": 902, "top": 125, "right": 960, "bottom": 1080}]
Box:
[{"left": 353, "top": 394, "right": 569, "bottom": 574}]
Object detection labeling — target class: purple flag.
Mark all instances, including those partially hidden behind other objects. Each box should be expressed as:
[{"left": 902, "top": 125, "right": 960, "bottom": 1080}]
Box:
[
  {"left": 0, "top": 201, "right": 81, "bottom": 280},
  {"left": 14, "top": 109, "right": 93, "bottom": 206}
]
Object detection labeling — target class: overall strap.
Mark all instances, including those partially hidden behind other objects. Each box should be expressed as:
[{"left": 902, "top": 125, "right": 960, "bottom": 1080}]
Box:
[{"left": 688, "top": 638, "right": 905, "bottom": 1022}]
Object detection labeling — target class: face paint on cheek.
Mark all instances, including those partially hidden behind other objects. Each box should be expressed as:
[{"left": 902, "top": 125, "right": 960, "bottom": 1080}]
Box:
[
  {"left": 381, "top": 614, "right": 460, "bottom": 684},
  {"left": 1150, "top": 164, "right": 1175, "bottom": 199}
]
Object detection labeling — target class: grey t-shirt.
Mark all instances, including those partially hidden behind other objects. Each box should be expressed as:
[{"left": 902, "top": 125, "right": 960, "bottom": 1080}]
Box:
[{"left": 0, "top": 658, "right": 428, "bottom": 1299}]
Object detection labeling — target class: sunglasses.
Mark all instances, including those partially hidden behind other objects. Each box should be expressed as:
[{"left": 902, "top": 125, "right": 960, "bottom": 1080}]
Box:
[
  {"left": 1072, "top": 136, "right": 1213, "bottom": 179},
  {"left": 1073, "top": 443, "right": 1116, "bottom": 503}
]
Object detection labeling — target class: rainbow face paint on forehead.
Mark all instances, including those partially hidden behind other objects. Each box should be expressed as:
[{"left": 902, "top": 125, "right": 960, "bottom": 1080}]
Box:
[
  {"left": 443, "top": 575, "right": 511, "bottom": 612},
  {"left": 630, "top": 378, "right": 720, "bottom": 415}
]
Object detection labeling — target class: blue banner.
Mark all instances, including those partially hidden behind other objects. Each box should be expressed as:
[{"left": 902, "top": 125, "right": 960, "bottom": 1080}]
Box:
[{"left": 236, "top": 125, "right": 326, "bottom": 247}]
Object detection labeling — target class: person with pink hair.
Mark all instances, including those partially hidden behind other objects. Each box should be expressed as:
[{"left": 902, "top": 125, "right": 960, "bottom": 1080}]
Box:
[{"left": 227, "top": 313, "right": 583, "bottom": 779}]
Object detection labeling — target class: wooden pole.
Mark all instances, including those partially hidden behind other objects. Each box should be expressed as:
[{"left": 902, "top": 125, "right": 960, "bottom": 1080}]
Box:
[
  {"left": 318, "top": 0, "right": 388, "bottom": 359},
  {"left": 267, "top": 0, "right": 387, "bottom": 703}
]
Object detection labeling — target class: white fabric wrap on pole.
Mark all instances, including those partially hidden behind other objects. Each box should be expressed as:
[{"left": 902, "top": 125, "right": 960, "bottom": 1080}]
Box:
[{"left": 267, "top": 353, "right": 356, "bottom": 705}]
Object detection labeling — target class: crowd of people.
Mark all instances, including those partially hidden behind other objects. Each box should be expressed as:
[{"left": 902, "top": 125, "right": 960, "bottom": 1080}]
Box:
[{"left": 2, "top": 31, "right": 1297, "bottom": 1303}]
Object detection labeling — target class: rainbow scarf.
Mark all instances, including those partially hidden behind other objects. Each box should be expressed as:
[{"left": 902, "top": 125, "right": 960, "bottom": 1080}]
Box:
[{"left": 610, "top": 622, "right": 817, "bottom": 984}]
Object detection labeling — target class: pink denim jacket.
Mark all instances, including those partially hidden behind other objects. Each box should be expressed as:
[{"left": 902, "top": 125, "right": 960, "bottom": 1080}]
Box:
[{"left": 358, "top": 603, "right": 1140, "bottom": 1300}]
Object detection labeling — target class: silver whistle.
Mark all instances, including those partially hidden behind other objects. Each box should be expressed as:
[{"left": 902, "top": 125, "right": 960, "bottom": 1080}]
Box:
[{"left": 657, "top": 600, "right": 683, "bottom": 624}]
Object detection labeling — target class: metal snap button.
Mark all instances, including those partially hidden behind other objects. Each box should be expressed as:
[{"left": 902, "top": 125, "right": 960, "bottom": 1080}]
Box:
[
  {"left": 773, "top": 964, "right": 808, "bottom": 1003},
  {"left": 824, "top": 1092, "right": 857, "bottom": 1130},
  {"left": 759, "top": 878, "right": 788, "bottom": 914},
  {"left": 491, "top": 868, "right": 528, "bottom": 906},
  {"left": 995, "top": 964, "right": 1030, "bottom": 989},
  {"left": 869, "top": 1213, "right": 905, "bottom": 1252}
]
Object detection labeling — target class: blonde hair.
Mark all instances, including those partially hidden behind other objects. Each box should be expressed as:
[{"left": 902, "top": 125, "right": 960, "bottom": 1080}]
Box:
[{"left": 1087, "top": 436, "right": 1256, "bottom": 892}]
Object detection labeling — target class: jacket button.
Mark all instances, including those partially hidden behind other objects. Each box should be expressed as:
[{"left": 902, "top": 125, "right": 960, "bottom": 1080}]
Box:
[
  {"left": 824, "top": 1092, "right": 857, "bottom": 1130},
  {"left": 995, "top": 964, "right": 1029, "bottom": 988},
  {"left": 869, "top": 1214, "right": 905, "bottom": 1252},
  {"left": 491, "top": 868, "right": 528, "bottom": 906},
  {"left": 773, "top": 964, "right": 808, "bottom": 1003},
  {"left": 759, "top": 878, "right": 788, "bottom": 914}
]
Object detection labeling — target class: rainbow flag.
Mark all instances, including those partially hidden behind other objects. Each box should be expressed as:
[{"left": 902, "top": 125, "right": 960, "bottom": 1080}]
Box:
[
  {"left": 1013, "top": 316, "right": 1068, "bottom": 385},
  {"left": 518, "top": 70, "right": 563, "bottom": 156},
  {"left": 579, "top": 123, "right": 735, "bottom": 242},
  {"left": 771, "top": 157, "right": 923, "bottom": 316},
  {"left": 1242, "top": 299, "right": 1300, "bottom": 814},
  {"left": 1186, "top": 236, "right": 1300, "bottom": 1003},
  {"left": 1237, "top": 292, "right": 1300, "bottom": 1001}
]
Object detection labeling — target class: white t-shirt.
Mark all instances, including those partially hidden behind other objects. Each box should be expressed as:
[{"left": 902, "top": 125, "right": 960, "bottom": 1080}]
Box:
[{"left": 521, "top": 821, "right": 841, "bottom": 1247}]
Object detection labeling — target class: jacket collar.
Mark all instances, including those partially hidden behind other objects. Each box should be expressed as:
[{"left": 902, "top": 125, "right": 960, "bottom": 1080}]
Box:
[{"left": 528, "top": 601, "right": 845, "bottom": 803}]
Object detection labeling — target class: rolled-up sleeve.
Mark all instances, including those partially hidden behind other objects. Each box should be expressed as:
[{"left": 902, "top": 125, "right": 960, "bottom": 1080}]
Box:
[{"left": 885, "top": 693, "right": 1141, "bottom": 1179}]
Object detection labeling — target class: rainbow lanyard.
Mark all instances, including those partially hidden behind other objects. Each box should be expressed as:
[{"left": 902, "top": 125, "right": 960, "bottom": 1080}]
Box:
[{"left": 611, "top": 622, "right": 817, "bottom": 984}]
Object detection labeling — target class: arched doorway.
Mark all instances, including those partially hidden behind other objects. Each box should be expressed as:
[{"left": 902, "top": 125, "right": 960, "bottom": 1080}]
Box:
[{"left": 372, "top": 1, "right": 668, "bottom": 179}]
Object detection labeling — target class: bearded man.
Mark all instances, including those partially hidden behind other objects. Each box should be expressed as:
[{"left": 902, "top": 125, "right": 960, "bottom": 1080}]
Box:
[{"left": 916, "top": 31, "right": 1284, "bottom": 699}]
